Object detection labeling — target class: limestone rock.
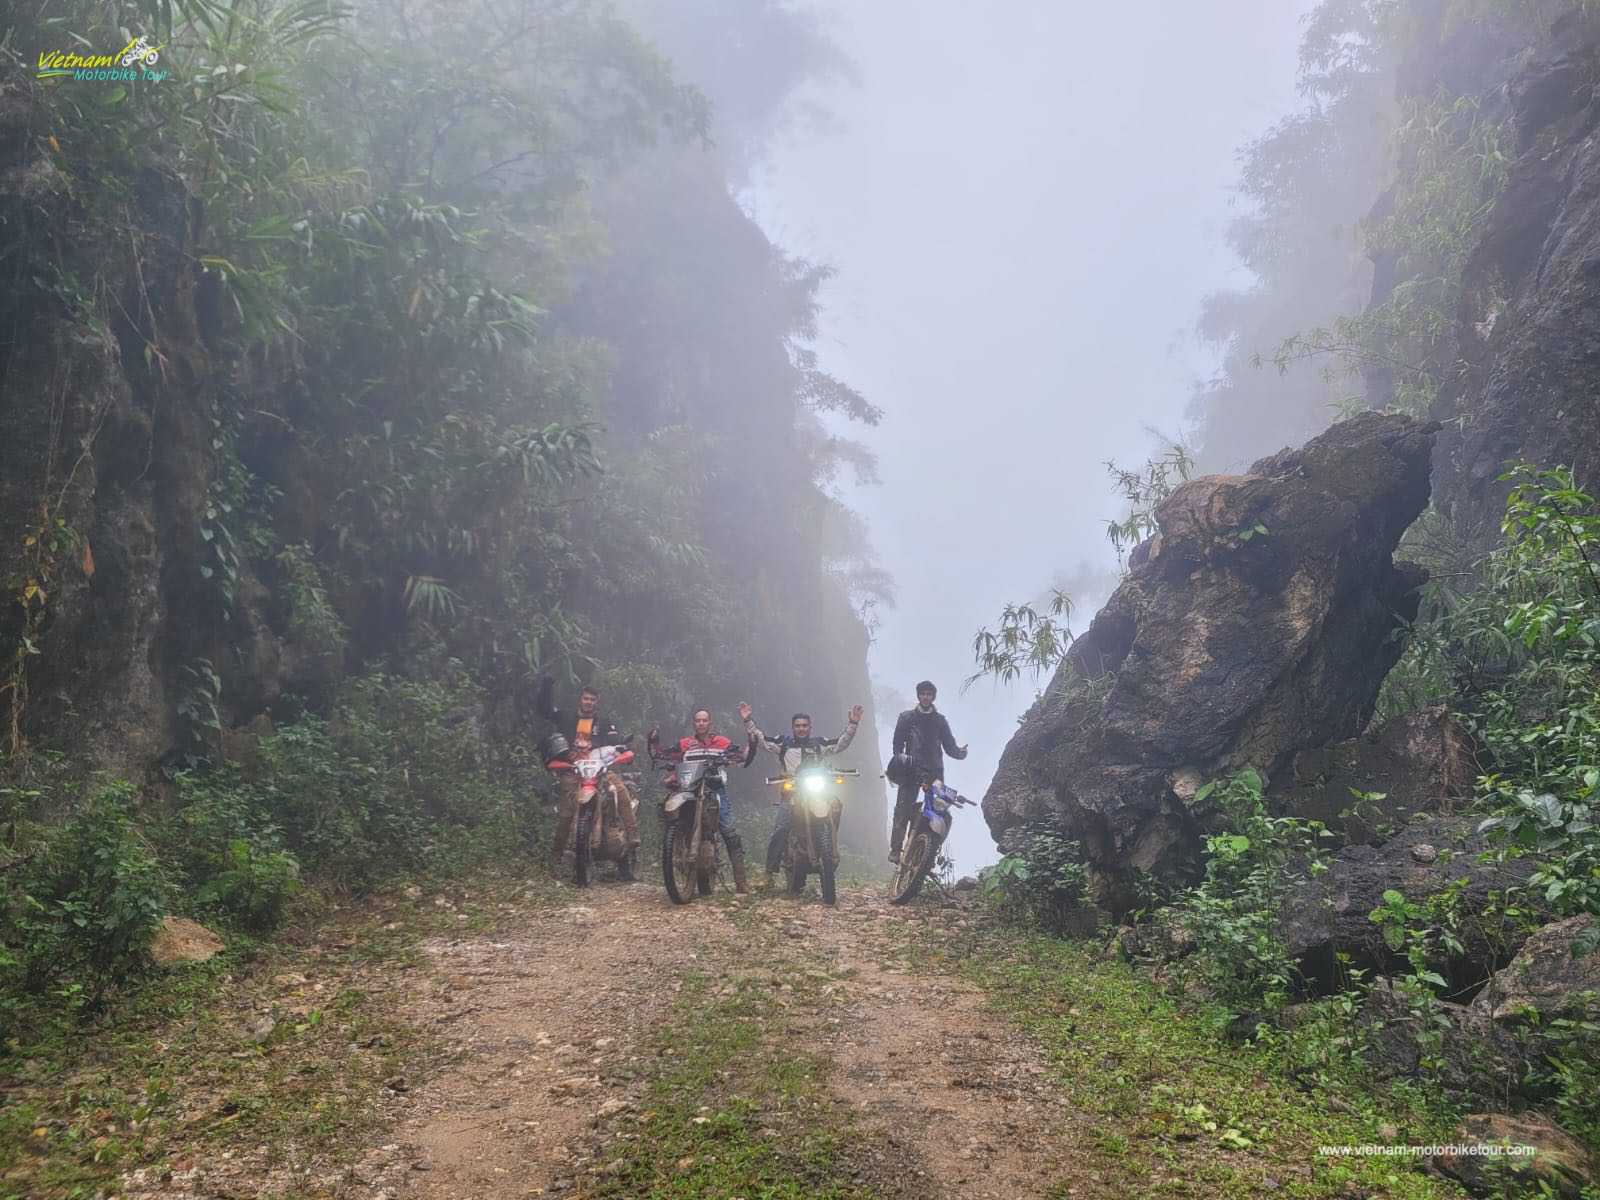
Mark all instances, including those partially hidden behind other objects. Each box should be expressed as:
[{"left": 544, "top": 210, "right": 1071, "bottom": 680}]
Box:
[
  {"left": 982, "top": 413, "right": 1437, "bottom": 913},
  {"left": 149, "top": 916, "right": 224, "bottom": 966},
  {"left": 1473, "top": 914, "right": 1600, "bottom": 1024},
  {"left": 1430, "top": 1113, "right": 1598, "bottom": 1199}
]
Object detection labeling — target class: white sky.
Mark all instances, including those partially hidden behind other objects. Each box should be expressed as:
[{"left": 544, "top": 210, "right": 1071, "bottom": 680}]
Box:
[{"left": 745, "top": 0, "right": 1322, "bottom": 873}]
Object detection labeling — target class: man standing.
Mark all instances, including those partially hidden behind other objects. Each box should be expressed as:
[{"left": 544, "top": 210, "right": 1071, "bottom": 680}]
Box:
[
  {"left": 649, "top": 708, "right": 756, "bottom": 893},
  {"left": 537, "top": 675, "right": 636, "bottom": 870},
  {"left": 740, "top": 701, "right": 864, "bottom": 884},
  {"left": 889, "top": 681, "right": 967, "bottom": 863}
]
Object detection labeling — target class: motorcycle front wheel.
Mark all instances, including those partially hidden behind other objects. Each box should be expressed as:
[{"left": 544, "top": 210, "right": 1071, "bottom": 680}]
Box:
[
  {"left": 889, "top": 827, "right": 935, "bottom": 905},
  {"left": 574, "top": 810, "right": 594, "bottom": 889},
  {"left": 814, "top": 819, "right": 837, "bottom": 906},
  {"left": 663, "top": 805, "right": 699, "bottom": 905}
]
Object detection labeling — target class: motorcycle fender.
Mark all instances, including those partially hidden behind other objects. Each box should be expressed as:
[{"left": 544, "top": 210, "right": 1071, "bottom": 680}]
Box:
[
  {"left": 928, "top": 815, "right": 948, "bottom": 837},
  {"left": 807, "top": 793, "right": 833, "bottom": 820},
  {"left": 663, "top": 791, "right": 693, "bottom": 815}
]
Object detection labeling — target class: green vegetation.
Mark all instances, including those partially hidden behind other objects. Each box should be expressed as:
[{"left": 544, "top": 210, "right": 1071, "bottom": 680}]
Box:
[
  {"left": 582, "top": 970, "right": 875, "bottom": 1200},
  {"left": 1, "top": 0, "right": 885, "bottom": 1026},
  {"left": 887, "top": 918, "right": 1466, "bottom": 1200}
]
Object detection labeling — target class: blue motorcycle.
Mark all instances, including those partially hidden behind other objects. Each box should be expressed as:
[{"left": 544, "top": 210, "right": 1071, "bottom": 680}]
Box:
[{"left": 889, "top": 773, "right": 973, "bottom": 904}]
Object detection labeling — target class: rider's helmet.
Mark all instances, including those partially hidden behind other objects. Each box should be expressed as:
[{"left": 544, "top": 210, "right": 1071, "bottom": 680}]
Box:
[
  {"left": 885, "top": 752, "right": 916, "bottom": 787},
  {"left": 541, "top": 731, "right": 571, "bottom": 763}
]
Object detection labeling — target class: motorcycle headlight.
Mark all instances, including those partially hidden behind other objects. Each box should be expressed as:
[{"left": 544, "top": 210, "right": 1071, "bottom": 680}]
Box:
[
  {"left": 931, "top": 795, "right": 950, "bottom": 814},
  {"left": 803, "top": 773, "right": 828, "bottom": 794}
]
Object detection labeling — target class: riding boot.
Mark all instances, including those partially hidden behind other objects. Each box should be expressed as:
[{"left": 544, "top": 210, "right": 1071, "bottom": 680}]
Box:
[{"left": 725, "top": 833, "right": 750, "bottom": 895}]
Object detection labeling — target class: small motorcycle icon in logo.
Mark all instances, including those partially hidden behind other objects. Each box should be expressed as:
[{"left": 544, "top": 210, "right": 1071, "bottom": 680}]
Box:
[{"left": 120, "top": 36, "right": 160, "bottom": 67}]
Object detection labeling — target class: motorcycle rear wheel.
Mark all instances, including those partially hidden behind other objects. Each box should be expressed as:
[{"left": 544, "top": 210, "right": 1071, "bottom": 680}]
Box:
[{"left": 890, "top": 830, "right": 934, "bottom": 905}]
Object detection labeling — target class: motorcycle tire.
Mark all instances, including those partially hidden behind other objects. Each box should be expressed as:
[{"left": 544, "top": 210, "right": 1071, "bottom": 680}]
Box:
[
  {"left": 814, "top": 820, "right": 837, "bottom": 906},
  {"left": 574, "top": 812, "right": 593, "bottom": 889},
  {"left": 663, "top": 814, "right": 693, "bottom": 905},
  {"left": 890, "top": 830, "right": 934, "bottom": 905}
]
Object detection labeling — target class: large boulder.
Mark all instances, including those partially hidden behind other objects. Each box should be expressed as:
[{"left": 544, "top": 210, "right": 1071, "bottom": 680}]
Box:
[
  {"left": 1473, "top": 914, "right": 1600, "bottom": 1024},
  {"left": 1272, "top": 706, "right": 1476, "bottom": 845},
  {"left": 1276, "top": 814, "right": 1539, "bottom": 993},
  {"left": 982, "top": 413, "right": 1437, "bottom": 912}
]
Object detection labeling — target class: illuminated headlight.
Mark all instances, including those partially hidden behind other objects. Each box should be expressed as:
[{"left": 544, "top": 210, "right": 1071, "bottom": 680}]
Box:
[{"left": 803, "top": 773, "right": 828, "bottom": 794}]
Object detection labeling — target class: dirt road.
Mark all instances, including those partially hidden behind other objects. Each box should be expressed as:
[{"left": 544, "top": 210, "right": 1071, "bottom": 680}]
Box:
[{"left": 347, "top": 879, "right": 1072, "bottom": 1199}]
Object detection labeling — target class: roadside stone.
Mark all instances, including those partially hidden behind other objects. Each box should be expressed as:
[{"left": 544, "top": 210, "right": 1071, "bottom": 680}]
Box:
[
  {"left": 1430, "top": 1113, "right": 1598, "bottom": 1199},
  {"left": 150, "top": 917, "right": 225, "bottom": 966},
  {"left": 1472, "top": 914, "right": 1600, "bottom": 1024}
]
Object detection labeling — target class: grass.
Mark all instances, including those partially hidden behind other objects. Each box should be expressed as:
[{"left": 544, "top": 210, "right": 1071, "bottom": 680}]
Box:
[
  {"left": 575, "top": 920, "right": 883, "bottom": 1199},
  {"left": 0, "top": 870, "right": 556, "bottom": 1200},
  {"left": 885, "top": 915, "right": 1470, "bottom": 1200}
]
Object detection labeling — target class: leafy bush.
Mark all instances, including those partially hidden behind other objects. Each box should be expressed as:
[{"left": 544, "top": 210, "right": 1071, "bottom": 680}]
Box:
[
  {"left": 8, "top": 782, "right": 167, "bottom": 1006},
  {"left": 171, "top": 669, "right": 521, "bottom": 893},
  {"left": 1172, "top": 768, "right": 1333, "bottom": 1015},
  {"left": 980, "top": 823, "right": 1089, "bottom": 931},
  {"left": 167, "top": 772, "right": 300, "bottom": 932}
]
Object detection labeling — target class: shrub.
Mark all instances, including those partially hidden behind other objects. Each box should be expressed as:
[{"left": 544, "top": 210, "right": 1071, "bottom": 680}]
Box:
[
  {"left": 167, "top": 771, "right": 300, "bottom": 932},
  {"left": 12, "top": 782, "right": 167, "bottom": 1005},
  {"left": 1172, "top": 768, "right": 1332, "bottom": 1015},
  {"left": 980, "top": 823, "right": 1090, "bottom": 932}
]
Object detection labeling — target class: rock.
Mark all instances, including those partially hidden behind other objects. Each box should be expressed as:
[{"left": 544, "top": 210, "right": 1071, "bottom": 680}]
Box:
[
  {"left": 983, "top": 414, "right": 1437, "bottom": 913},
  {"left": 595, "top": 1098, "right": 630, "bottom": 1120},
  {"left": 954, "top": 876, "right": 979, "bottom": 892},
  {"left": 244, "top": 1015, "right": 277, "bottom": 1045},
  {"left": 404, "top": 885, "right": 422, "bottom": 900},
  {"left": 149, "top": 917, "right": 224, "bottom": 966},
  {"left": 1473, "top": 914, "right": 1600, "bottom": 1024},
  {"left": 273, "top": 972, "right": 308, "bottom": 989},
  {"left": 1357, "top": 978, "right": 1529, "bottom": 1102},
  {"left": 1410, "top": 844, "right": 1437, "bottom": 864},
  {"left": 1430, "top": 1113, "right": 1598, "bottom": 1200},
  {"left": 1432, "top": 13, "right": 1600, "bottom": 549},
  {"left": 1276, "top": 814, "right": 1539, "bottom": 992},
  {"left": 1272, "top": 707, "right": 1475, "bottom": 846}
]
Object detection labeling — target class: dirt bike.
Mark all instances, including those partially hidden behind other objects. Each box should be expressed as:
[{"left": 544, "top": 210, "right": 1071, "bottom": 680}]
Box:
[
  {"left": 545, "top": 741, "right": 638, "bottom": 886},
  {"left": 766, "top": 764, "right": 858, "bottom": 904},
  {"left": 890, "top": 775, "right": 973, "bottom": 905},
  {"left": 657, "top": 745, "right": 744, "bottom": 903}
]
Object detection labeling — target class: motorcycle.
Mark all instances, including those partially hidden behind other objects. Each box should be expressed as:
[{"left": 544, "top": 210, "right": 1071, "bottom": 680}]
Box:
[
  {"left": 889, "top": 775, "right": 974, "bottom": 905},
  {"left": 657, "top": 745, "right": 742, "bottom": 904},
  {"left": 545, "top": 738, "right": 638, "bottom": 886},
  {"left": 766, "top": 764, "right": 858, "bottom": 904}
]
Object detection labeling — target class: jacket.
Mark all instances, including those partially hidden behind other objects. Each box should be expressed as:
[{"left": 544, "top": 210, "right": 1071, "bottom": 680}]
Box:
[
  {"left": 744, "top": 715, "right": 858, "bottom": 776},
  {"left": 892, "top": 706, "right": 965, "bottom": 777},
  {"left": 536, "top": 676, "right": 622, "bottom": 752}
]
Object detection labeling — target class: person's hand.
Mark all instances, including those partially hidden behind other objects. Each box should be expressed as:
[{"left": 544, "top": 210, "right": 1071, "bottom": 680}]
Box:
[
  {"left": 647, "top": 726, "right": 659, "bottom": 744},
  {"left": 738, "top": 701, "right": 753, "bottom": 722},
  {"left": 958, "top": 743, "right": 969, "bottom": 755},
  {"left": 848, "top": 704, "right": 864, "bottom": 725}
]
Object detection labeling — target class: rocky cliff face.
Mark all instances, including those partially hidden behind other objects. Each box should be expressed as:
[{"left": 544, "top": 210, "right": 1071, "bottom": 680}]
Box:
[
  {"left": 982, "top": 413, "right": 1436, "bottom": 912},
  {"left": 1433, "top": 9, "right": 1600, "bottom": 540}
]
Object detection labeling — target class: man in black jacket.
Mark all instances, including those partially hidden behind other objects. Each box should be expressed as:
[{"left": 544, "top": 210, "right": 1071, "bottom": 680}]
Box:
[
  {"left": 536, "top": 675, "right": 635, "bottom": 867},
  {"left": 889, "top": 680, "right": 967, "bottom": 863}
]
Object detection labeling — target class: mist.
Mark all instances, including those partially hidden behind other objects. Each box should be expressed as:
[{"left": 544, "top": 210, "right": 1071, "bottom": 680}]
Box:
[{"left": 737, "top": 1, "right": 1321, "bottom": 872}]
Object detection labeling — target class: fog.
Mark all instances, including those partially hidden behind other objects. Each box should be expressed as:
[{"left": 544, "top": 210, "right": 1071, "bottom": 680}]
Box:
[{"left": 743, "top": 1, "right": 1321, "bottom": 873}]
